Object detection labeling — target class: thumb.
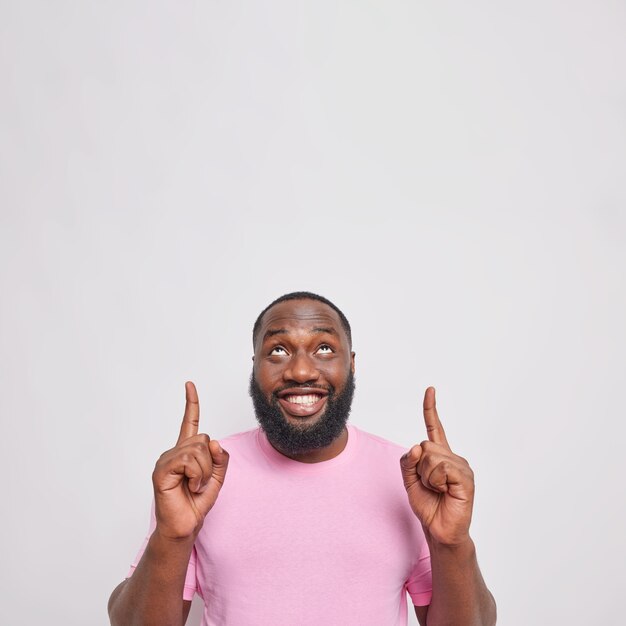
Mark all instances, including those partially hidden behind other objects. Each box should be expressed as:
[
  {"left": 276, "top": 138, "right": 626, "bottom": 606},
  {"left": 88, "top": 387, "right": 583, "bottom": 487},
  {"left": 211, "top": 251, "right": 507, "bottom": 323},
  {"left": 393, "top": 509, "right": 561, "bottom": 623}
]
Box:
[
  {"left": 194, "top": 441, "right": 229, "bottom": 514},
  {"left": 208, "top": 439, "right": 229, "bottom": 482},
  {"left": 400, "top": 444, "right": 423, "bottom": 484}
]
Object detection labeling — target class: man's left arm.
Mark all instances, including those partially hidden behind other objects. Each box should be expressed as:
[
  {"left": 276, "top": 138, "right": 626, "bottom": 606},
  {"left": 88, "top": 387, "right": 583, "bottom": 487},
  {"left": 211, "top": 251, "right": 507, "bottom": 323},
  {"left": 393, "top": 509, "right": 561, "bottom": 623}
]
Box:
[{"left": 400, "top": 388, "right": 497, "bottom": 626}]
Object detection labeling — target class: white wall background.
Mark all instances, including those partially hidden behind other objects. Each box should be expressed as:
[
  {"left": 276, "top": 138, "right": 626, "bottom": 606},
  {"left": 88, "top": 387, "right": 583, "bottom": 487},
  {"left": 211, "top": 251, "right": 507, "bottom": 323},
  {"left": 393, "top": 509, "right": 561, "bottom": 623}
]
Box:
[{"left": 1, "top": 1, "right": 625, "bottom": 624}]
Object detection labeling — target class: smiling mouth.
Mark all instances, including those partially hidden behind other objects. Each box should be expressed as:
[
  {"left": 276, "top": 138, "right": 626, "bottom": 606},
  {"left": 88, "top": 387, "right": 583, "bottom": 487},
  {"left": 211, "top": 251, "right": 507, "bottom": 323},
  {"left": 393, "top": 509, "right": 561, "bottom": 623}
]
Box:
[
  {"left": 276, "top": 388, "right": 329, "bottom": 418},
  {"left": 284, "top": 393, "right": 323, "bottom": 405}
]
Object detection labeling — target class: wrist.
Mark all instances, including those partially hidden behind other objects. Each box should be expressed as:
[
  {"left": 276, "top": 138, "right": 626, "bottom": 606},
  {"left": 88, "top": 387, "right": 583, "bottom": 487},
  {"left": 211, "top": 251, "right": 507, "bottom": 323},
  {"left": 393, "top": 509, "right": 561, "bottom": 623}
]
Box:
[
  {"left": 153, "top": 508, "right": 205, "bottom": 543},
  {"left": 151, "top": 526, "right": 198, "bottom": 549},
  {"left": 426, "top": 533, "right": 476, "bottom": 559}
]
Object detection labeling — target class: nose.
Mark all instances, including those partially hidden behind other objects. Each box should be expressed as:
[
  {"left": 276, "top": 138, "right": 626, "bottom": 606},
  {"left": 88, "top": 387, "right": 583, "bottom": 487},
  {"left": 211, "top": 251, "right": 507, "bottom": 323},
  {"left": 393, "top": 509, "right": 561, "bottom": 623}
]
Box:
[{"left": 283, "top": 351, "right": 320, "bottom": 384}]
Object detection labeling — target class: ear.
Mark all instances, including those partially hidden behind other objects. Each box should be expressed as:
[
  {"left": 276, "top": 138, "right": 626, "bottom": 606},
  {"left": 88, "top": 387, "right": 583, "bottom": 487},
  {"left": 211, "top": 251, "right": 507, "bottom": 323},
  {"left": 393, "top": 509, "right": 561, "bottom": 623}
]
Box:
[{"left": 350, "top": 351, "right": 356, "bottom": 374}]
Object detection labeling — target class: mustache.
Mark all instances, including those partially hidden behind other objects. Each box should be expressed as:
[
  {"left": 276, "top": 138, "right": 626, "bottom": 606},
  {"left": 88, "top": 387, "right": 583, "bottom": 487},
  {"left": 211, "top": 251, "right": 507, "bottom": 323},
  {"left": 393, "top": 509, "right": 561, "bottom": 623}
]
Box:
[{"left": 271, "top": 383, "right": 334, "bottom": 397}]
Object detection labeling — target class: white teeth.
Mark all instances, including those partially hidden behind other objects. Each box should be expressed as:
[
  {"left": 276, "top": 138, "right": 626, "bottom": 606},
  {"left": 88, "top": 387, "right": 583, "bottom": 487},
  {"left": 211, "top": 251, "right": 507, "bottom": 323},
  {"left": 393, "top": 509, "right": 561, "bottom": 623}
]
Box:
[{"left": 285, "top": 394, "right": 321, "bottom": 405}]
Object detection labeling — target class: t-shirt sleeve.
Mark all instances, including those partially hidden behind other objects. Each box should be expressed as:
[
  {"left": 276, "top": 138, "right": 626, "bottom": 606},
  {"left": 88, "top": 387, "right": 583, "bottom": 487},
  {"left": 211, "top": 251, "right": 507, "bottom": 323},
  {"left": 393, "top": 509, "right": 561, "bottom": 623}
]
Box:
[
  {"left": 126, "top": 502, "right": 198, "bottom": 602},
  {"left": 405, "top": 536, "right": 432, "bottom": 607}
]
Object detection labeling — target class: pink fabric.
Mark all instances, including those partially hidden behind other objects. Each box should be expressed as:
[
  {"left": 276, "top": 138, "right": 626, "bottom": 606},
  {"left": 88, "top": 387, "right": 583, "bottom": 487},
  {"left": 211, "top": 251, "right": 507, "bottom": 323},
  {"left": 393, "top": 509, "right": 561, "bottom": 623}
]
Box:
[{"left": 129, "top": 425, "right": 432, "bottom": 625}]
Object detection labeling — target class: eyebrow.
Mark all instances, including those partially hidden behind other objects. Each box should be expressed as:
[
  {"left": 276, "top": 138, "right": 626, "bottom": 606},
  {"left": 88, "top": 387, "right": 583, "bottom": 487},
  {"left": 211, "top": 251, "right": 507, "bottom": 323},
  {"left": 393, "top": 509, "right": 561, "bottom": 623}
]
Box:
[
  {"left": 263, "top": 327, "right": 337, "bottom": 341},
  {"left": 264, "top": 328, "right": 288, "bottom": 340},
  {"left": 312, "top": 327, "right": 337, "bottom": 335}
]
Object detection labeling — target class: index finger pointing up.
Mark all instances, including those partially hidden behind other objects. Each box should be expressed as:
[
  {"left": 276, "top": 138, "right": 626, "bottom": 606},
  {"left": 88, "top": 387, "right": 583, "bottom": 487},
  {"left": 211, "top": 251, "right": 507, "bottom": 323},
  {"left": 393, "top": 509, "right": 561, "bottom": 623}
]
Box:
[
  {"left": 177, "top": 381, "right": 200, "bottom": 445},
  {"left": 423, "top": 387, "right": 450, "bottom": 449}
]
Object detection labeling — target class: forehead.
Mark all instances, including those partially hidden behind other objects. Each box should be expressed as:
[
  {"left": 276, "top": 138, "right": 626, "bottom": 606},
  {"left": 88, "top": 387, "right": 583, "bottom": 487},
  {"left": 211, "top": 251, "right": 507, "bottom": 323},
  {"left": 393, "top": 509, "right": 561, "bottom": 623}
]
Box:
[{"left": 257, "top": 299, "right": 346, "bottom": 344}]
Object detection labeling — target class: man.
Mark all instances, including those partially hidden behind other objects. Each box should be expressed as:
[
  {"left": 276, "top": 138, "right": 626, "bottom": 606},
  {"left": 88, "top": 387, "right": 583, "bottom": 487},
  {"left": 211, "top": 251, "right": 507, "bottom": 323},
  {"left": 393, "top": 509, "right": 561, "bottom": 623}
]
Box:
[{"left": 108, "top": 292, "right": 496, "bottom": 625}]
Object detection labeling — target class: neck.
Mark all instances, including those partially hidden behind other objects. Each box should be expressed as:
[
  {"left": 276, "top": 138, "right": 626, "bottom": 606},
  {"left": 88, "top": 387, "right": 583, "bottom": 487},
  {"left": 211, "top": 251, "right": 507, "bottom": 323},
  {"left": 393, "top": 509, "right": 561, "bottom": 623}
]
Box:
[{"left": 270, "top": 426, "right": 349, "bottom": 463}]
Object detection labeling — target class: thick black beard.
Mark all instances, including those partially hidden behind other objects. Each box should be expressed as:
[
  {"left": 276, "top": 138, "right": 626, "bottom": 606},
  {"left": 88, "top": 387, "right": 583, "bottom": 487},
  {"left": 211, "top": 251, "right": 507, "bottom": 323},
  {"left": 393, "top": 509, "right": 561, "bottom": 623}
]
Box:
[{"left": 248, "top": 370, "right": 355, "bottom": 456}]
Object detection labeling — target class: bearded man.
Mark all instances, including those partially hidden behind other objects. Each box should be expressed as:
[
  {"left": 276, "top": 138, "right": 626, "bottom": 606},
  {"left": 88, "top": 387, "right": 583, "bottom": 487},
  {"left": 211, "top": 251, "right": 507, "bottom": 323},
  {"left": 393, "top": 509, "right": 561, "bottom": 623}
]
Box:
[{"left": 108, "top": 292, "right": 496, "bottom": 626}]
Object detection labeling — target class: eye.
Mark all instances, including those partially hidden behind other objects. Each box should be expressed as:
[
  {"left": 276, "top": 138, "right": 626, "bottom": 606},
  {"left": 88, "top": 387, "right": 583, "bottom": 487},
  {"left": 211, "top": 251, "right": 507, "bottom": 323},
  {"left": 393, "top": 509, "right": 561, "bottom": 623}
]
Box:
[
  {"left": 316, "top": 344, "right": 334, "bottom": 354},
  {"left": 269, "top": 346, "right": 288, "bottom": 356}
]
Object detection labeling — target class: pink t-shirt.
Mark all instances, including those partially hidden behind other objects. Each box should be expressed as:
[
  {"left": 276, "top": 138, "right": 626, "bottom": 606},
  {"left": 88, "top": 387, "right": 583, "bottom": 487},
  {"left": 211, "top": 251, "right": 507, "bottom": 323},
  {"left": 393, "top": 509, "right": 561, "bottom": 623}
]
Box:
[{"left": 129, "top": 425, "right": 432, "bottom": 625}]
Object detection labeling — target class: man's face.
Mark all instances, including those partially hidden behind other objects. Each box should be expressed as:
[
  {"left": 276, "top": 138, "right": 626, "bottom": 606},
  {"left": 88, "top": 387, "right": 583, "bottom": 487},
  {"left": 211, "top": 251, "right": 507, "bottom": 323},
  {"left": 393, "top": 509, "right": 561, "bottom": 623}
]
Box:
[{"left": 249, "top": 299, "right": 356, "bottom": 455}]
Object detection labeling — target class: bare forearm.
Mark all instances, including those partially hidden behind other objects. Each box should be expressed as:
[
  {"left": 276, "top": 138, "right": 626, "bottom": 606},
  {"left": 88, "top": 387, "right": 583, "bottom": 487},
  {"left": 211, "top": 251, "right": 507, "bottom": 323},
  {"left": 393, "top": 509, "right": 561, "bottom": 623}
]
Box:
[
  {"left": 426, "top": 537, "right": 496, "bottom": 626},
  {"left": 108, "top": 531, "right": 194, "bottom": 626}
]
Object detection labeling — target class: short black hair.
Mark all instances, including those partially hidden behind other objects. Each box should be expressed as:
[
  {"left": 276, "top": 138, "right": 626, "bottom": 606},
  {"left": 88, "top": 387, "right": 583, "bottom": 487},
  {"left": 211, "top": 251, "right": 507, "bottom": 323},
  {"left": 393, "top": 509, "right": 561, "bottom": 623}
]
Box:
[{"left": 252, "top": 291, "right": 352, "bottom": 348}]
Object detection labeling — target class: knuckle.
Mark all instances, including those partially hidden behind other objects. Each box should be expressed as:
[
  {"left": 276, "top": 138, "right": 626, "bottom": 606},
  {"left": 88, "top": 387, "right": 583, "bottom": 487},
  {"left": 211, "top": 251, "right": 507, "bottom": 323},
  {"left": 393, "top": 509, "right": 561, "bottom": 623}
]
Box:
[
  {"left": 153, "top": 451, "right": 170, "bottom": 471},
  {"left": 157, "top": 447, "right": 172, "bottom": 461},
  {"left": 438, "top": 460, "right": 451, "bottom": 473}
]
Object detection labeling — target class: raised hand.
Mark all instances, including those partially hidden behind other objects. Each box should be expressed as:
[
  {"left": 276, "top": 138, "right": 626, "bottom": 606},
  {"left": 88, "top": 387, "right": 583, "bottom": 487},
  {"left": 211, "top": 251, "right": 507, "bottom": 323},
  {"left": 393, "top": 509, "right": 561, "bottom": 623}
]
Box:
[
  {"left": 152, "top": 382, "right": 229, "bottom": 540},
  {"left": 400, "top": 387, "right": 475, "bottom": 546}
]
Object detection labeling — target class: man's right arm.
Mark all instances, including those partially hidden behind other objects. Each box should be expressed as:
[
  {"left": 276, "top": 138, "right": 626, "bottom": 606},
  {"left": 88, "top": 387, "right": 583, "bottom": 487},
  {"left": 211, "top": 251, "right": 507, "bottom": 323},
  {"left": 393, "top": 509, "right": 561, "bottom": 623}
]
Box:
[
  {"left": 108, "top": 382, "right": 229, "bottom": 626},
  {"left": 108, "top": 531, "right": 194, "bottom": 626}
]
